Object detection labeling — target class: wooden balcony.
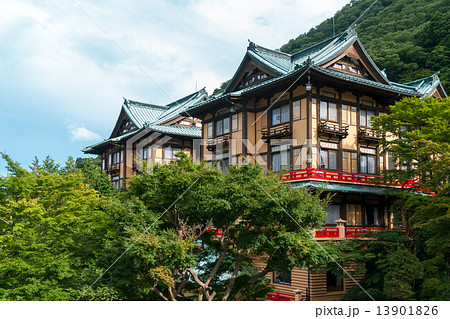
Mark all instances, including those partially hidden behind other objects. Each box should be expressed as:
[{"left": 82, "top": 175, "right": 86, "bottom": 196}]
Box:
[
  {"left": 318, "top": 121, "right": 349, "bottom": 138},
  {"left": 206, "top": 135, "right": 229, "bottom": 151},
  {"left": 106, "top": 163, "right": 120, "bottom": 173},
  {"left": 281, "top": 168, "right": 416, "bottom": 188},
  {"left": 358, "top": 128, "right": 384, "bottom": 142},
  {"left": 261, "top": 124, "right": 291, "bottom": 141}
]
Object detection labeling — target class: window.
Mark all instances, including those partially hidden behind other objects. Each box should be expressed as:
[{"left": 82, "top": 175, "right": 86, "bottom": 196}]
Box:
[
  {"left": 320, "top": 101, "right": 337, "bottom": 121},
  {"left": 320, "top": 149, "right": 337, "bottom": 170},
  {"left": 215, "top": 152, "right": 229, "bottom": 174},
  {"left": 292, "top": 148, "right": 301, "bottom": 170},
  {"left": 293, "top": 100, "right": 300, "bottom": 120},
  {"left": 350, "top": 106, "right": 357, "bottom": 125},
  {"left": 111, "top": 151, "right": 120, "bottom": 164},
  {"left": 346, "top": 204, "right": 362, "bottom": 226},
  {"left": 273, "top": 271, "right": 291, "bottom": 285},
  {"left": 343, "top": 151, "right": 358, "bottom": 173},
  {"left": 388, "top": 152, "right": 396, "bottom": 170},
  {"left": 165, "top": 146, "right": 181, "bottom": 159},
  {"left": 379, "top": 156, "right": 384, "bottom": 172},
  {"left": 322, "top": 91, "right": 336, "bottom": 99},
  {"left": 207, "top": 122, "right": 213, "bottom": 138},
  {"left": 215, "top": 117, "right": 230, "bottom": 136},
  {"left": 143, "top": 147, "right": 147, "bottom": 160},
  {"left": 360, "top": 109, "right": 375, "bottom": 127},
  {"left": 325, "top": 205, "right": 341, "bottom": 224},
  {"left": 360, "top": 154, "right": 376, "bottom": 174},
  {"left": 365, "top": 206, "right": 380, "bottom": 226},
  {"left": 271, "top": 145, "right": 290, "bottom": 172},
  {"left": 342, "top": 105, "right": 349, "bottom": 124},
  {"left": 312, "top": 98, "right": 317, "bottom": 118},
  {"left": 102, "top": 158, "right": 106, "bottom": 171},
  {"left": 112, "top": 175, "right": 120, "bottom": 189},
  {"left": 326, "top": 265, "right": 343, "bottom": 292},
  {"left": 272, "top": 105, "right": 289, "bottom": 125},
  {"left": 232, "top": 114, "right": 238, "bottom": 132}
]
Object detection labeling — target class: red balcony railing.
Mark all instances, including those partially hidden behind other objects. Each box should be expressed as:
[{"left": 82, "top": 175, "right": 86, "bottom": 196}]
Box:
[
  {"left": 314, "top": 226, "right": 386, "bottom": 239},
  {"left": 315, "top": 227, "right": 339, "bottom": 238},
  {"left": 281, "top": 168, "right": 416, "bottom": 188},
  {"left": 266, "top": 291, "right": 309, "bottom": 301}
]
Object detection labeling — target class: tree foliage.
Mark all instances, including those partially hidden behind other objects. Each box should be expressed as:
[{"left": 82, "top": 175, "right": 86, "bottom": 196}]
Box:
[
  {"left": 0, "top": 153, "right": 114, "bottom": 300},
  {"left": 97, "top": 153, "right": 330, "bottom": 301},
  {"left": 280, "top": 0, "right": 450, "bottom": 92}
]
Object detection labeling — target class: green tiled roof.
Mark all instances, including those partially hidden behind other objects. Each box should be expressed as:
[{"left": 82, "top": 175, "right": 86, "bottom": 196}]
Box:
[
  {"left": 190, "top": 29, "right": 446, "bottom": 114},
  {"left": 83, "top": 88, "right": 207, "bottom": 154},
  {"left": 146, "top": 124, "right": 201, "bottom": 138}
]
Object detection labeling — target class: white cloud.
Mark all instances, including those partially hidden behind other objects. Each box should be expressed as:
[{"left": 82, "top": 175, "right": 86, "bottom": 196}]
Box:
[{"left": 67, "top": 122, "right": 101, "bottom": 142}]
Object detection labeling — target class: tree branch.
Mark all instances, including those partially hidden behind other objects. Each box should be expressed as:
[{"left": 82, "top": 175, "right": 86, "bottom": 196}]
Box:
[
  {"left": 151, "top": 280, "right": 169, "bottom": 301},
  {"left": 233, "top": 264, "right": 271, "bottom": 300},
  {"left": 222, "top": 249, "right": 243, "bottom": 301}
]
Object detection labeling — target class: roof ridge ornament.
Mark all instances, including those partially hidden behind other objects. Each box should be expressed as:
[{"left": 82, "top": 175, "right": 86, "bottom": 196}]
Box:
[{"left": 248, "top": 39, "right": 256, "bottom": 50}]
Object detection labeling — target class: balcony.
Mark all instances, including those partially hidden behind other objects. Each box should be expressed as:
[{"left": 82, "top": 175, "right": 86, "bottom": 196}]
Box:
[
  {"left": 358, "top": 128, "right": 384, "bottom": 143},
  {"left": 266, "top": 291, "right": 309, "bottom": 301},
  {"left": 261, "top": 124, "right": 291, "bottom": 141},
  {"left": 206, "top": 135, "right": 229, "bottom": 151},
  {"left": 318, "top": 121, "right": 349, "bottom": 138},
  {"left": 315, "top": 226, "right": 386, "bottom": 240},
  {"left": 281, "top": 168, "right": 416, "bottom": 188},
  {"left": 106, "top": 163, "right": 120, "bottom": 173}
]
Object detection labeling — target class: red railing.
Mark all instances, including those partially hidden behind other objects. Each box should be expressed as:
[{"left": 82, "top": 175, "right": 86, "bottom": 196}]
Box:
[
  {"left": 315, "top": 227, "right": 339, "bottom": 238},
  {"left": 314, "top": 226, "right": 386, "bottom": 238},
  {"left": 267, "top": 291, "right": 309, "bottom": 301},
  {"left": 282, "top": 168, "right": 416, "bottom": 188}
]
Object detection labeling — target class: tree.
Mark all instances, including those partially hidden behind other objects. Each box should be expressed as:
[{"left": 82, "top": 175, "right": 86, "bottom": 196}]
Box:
[
  {"left": 373, "top": 97, "right": 449, "bottom": 194},
  {"left": 0, "top": 153, "right": 115, "bottom": 300},
  {"left": 341, "top": 97, "right": 450, "bottom": 301},
  {"left": 75, "top": 157, "right": 116, "bottom": 196},
  {"left": 99, "top": 153, "right": 329, "bottom": 301}
]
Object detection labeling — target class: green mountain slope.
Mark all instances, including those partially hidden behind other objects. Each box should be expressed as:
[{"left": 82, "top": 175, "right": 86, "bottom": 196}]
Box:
[{"left": 281, "top": 0, "right": 450, "bottom": 92}]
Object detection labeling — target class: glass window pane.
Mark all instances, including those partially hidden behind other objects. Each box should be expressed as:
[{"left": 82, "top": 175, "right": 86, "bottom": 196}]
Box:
[
  {"left": 207, "top": 122, "right": 213, "bottom": 138},
  {"left": 165, "top": 147, "right": 172, "bottom": 159},
  {"left": 272, "top": 153, "right": 280, "bottom": 172},
  {"left": 360, "top": 109, "right": 367, "bottom": 127},
  {"left": 360, "top": 155, "right": 367, "bottom": 173},
  {"left": 342, "top": 151, "right": 348, "bottom": 172},
  {"left": 368, "top": 155, "right": 376, "bottom": 174},
  {"left": 320, "top": 150, "right": 328, "bottom": 169},
  {"left": 320, "top": 101, "right": 328, "bottom": 120},
  {"left": 329, "top": 103, "right": 337, "bottom": 121},
  {"left": 293, "top": 101, "right": 300, "bottom": 120},
  {"left": 342, "top": 105, "right": 348, "bottom": 123},
  {"left": 216, "top": 119, "right": 222, "bottom": 136},
  {"left": 281, "top": 150, "right": 290, "bottom": 170},
  {"left": 351, "top": 106, "right": 357, "bottom": 125},
  {"left": 312, "top": 98, "right": 317, "bottom": 118},
  {"left": 367, "top": 110, "right": 375, "bottom": 128},
  {"left": 281, "top": 105, "right": 290, "bottom": 123},
  {"left": 223, "top": 117, "right": 230, "bottom": 134},
  {"left": 272, "top": 108, "right": 280, "bottom": 125},
  {"left": 325, "top": 204, "right": 341, "bottom": 224},
  {"left": 351, "top": 152, "right": 358, "bottom": 173},
  {"left": 329, "top": 150, "right": 337, "bottom": 170},
  {"left": 232, "top": 114, "right": 238, "bottom": 131}
]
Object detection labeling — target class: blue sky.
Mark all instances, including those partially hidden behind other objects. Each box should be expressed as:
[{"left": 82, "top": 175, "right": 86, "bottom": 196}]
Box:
[{"left": 0, "top": 0, "right": 349, "bottom": 176}]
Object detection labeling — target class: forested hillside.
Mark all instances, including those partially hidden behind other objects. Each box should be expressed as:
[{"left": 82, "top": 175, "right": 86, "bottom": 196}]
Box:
[{"left": 281, "top": 0, "right": 450, "bottom": 92}]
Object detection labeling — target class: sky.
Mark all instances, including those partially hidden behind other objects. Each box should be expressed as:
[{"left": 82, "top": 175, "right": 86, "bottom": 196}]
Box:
[{"left": 0, "top": 0, "right": 350, "bottom": 176}]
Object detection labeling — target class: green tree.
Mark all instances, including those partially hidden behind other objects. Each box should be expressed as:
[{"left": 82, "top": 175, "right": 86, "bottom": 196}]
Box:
[
  {"left": 75, "top": 157, "right": 115, "bottom": 196},
  {"left": 0, "top": 153, "right": 115, "bottom": 300},
  {"left": 98, "top": 153, "right": 329, "bottom": 301}
]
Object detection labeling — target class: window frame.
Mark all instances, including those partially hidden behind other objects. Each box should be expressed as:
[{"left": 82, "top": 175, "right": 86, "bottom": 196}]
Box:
[
  {"left": 319, "top": 148, "right": 338, "bottom": 170},
  {"left": 271, "top": 104, "right": 290, "bottom": 126},
  {"left": 273, "top": 270, "right": 292, "bottom": 285}
]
